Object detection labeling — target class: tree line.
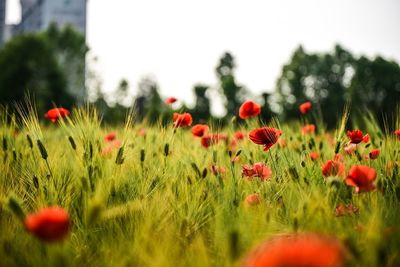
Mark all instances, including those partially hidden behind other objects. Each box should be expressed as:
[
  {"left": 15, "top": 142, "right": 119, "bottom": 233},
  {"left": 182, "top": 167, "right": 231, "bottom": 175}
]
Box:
[{"left": 0, "top": 26, "right": 399, "bottom": 128}]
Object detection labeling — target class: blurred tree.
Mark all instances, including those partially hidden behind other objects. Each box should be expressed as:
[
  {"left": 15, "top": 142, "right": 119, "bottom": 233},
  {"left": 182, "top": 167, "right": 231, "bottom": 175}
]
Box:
[
  {"left": 216, "top": 52, "right": 246, "bottom": 119},
  {"left": 192, "top": 84, "right": 211, "bottom": 122},
  {"left": 275, "top": 45, "right": 355, "bottom": 127},
  {"left": 46, "top": 23, "right": 88, "bottom": 104},
  {"left": 0, "top": 33, "right": 71, "bottom": 113},
  {"left": 0, "top": 23, "right": 88, "bottom": 114},
  {"left": 134, "top": 77, "right": 165, "bottom": 125},
  {"left": 349, "top": 56, "right": 400, "bottom": 122},
  {"left": 275, "top": 45, "right": 400, "bottom": 128},
  {"left": 115, "top": 79, "right": 130, "bottom": 105},
  {"left": 260, "top": 92, "right": 274, "bottom": 123}
]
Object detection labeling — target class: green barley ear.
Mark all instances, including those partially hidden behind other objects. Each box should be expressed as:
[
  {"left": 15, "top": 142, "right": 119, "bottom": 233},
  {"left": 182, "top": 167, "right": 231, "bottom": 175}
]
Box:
[
  {"left": 334, "top": 141, "right": 341, "bottom": 154},
  {"left": 164, "top": 143, "right": 170, "bottom": 157},
  {"left": 229, "top": 230, "right": 239, "bottom": 261},
  {"left": 36, "top": 140, "right": 48, "bottom": 160},
  {"left": 7, "top": 195, "right": 25, "bottom": 222},
  {"left": 140, "top": 148, "right": 145, "bottom": 163},
  {"left": 202, "top": 168, "right": 208, "bottom": 178},
  {"left": 191, "top": 162, "right": 201, "bottom": 178},
  {"left": 212, "top": 150, "right": 217, "bottom": 163},
  {"left": 2, "top": 136, "right": 7, "bottom": 152},
  {"left": 288, "top": 166, "right": 299, "bottom": 180},
  {"left": 68, "top": 136, "right": 77, "bottom": 150},
  {"left": 87, "top": 201, "right": 103, "bottom": 225},
  {"left": 26, "top": 134, "right": 33, "bottom": 149},
  {"left": 32, "top": 175, "right": 39, "bottom": 189},
  {"left": 116, "top": 146, "right": 125, "bottom": 165}
]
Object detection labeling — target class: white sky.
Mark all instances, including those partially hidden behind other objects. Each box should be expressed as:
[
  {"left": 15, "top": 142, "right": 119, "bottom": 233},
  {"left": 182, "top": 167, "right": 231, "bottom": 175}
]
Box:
[{"left": 6, "top": 0, "right": 400, "bottom": 115}]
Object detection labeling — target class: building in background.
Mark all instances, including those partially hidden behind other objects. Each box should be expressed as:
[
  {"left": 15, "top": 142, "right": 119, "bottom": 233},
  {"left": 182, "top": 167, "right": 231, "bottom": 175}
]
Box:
[
  {"left": 0, "top": 0, "right": 5, "bottom": 45},
  {"left": 16, "top": 0, "right": 87, "bottom": 35}
]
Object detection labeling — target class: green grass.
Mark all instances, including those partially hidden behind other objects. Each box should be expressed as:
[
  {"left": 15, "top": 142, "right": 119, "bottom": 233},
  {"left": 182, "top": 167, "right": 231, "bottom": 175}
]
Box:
[{"left": 0, "top": 105, "right": 399, "bottom": 267}]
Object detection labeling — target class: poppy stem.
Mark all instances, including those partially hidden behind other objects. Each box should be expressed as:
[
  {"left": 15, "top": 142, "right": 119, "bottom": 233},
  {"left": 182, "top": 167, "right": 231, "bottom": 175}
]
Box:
[{"left": 44, "top": 159, "right": 53, "bottom": 178}]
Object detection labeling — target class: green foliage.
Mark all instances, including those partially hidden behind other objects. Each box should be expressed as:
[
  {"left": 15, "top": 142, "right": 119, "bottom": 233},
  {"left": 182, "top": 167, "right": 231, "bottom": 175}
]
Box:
[{"left": 275, "top": 45, "right": 400, "bottom": 128}]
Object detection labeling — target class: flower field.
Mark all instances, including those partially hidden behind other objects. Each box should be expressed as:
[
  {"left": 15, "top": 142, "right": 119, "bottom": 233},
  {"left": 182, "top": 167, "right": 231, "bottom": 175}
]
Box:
[{"left": 0, "top": 103, "right": 400, "bottom": 267}]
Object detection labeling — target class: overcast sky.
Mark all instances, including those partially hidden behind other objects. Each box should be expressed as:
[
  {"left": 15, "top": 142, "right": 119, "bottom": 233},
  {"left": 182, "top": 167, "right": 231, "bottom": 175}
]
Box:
[{"left": 6, "top": 0, "right": 400, "bottom": 115}]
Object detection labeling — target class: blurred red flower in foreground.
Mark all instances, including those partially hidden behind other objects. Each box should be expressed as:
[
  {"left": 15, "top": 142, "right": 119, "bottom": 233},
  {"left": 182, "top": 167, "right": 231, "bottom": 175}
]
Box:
[
  {"left": 25, "top": 206, "right": 70, "bottom": 242},
  {"left": 302, "top": 124, "right": 316, "bottom": 135},
  {"left": 242, "top": 233, "right": 345, "bottom": 267},
  {"left": 239, "top": 100, "right": 261, "bottom": 119},
  {"left": 345, "top": 165, "right": 377, "bottom": 193},
  {"left": 249, "top": 127, "right": 282, "bottom": 151},
  {"left": 104, "top": 132, "right": 117, "bottom": 142},
  {"left": 347, "top": 130, "right": 368, "bottom": 144},
  {"left": 299, "top": 101, "right": 312, "bottom": 114},
  {"left": 322, "top": 159, "right": 345, "bottom": 177},
  {"left": 173, "top": 112, "right": 193, "bottom": 128},
  {"left": 45, "top": 108, "right": 70, "bottom": 123},
  {"left": 191, "top": 124, "right": 209, "bottom": 137},
  {"left": 242, "top": 162, "right": 272, "bottom": 181},
  {"left": 369, "top": 148, "right": 380, "bottom": 159},
  {"left": 165, "top": 97, "right": 177, "bottom": 105}
]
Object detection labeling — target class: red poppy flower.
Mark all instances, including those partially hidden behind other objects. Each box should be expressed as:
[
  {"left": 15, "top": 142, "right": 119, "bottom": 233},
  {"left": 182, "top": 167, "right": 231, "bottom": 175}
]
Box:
[
  {"left": 24, "top": 206, "right": 70, "bottom": 242},
  {"left": 242, "top": 162, "right": 272, "bottom": 181},
  {"left": 242, "top": 233, "right": 345, "bottom": 267},
  {"left": 369, "top": 149, "right": 380, "bottom": 159},
  {"left": 200, "top": 133, "right": 227, "bottom": 148},
  {"left": 301, "top": 124, "right": 316, "bottom": 135},
  {"left": 362, "top": 134, "right": 370, "bottom": 143},
  {"left": 345, "top": 165, "right": 377, "bottom": 193},
  {"left": 239, "top": 100, "right": 261, "bottom": 119},
  {"left": 165, "top": 97, "right": 177, "bottom": 105},
  {"left": 234, "top": 131, "right": 246, "bottom": 140},
  {"left": 309, "top": 152, "right": 320, "bottom": 161},
  {"left": 104, "top": 132, "right": 117, "bottom": 142},
  {"left": 299, "top": 101, "right": 312, "bottom": 114},
  {"left": 335, "top": 204, "right": 359, "bottom": 217},
  {"left": 249, "top": 127, "right": 282, "bottom": 151},
  {"left": 191, "top": 124, "right": 209, "bottom": 137},
  {"left": 173, "top": 112, "right": 193, "bottom": 128},
  {"left": 394, "top": 129, "right": 400, "bottom": 139},
  {"left": 138, "top": 128, "right": 147, "bottom": 137},
  {"left": 244, "top": 193, "right": 260, "bottom": 207},
  {"left": 322, "top": 160, "right": 345, "bottom": 177},
  {"left": 44, "top": 108, "right": 70, "bottom": 123},
  {"left": 347, "top": 130, "right": 367, "bottom": 144}
]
